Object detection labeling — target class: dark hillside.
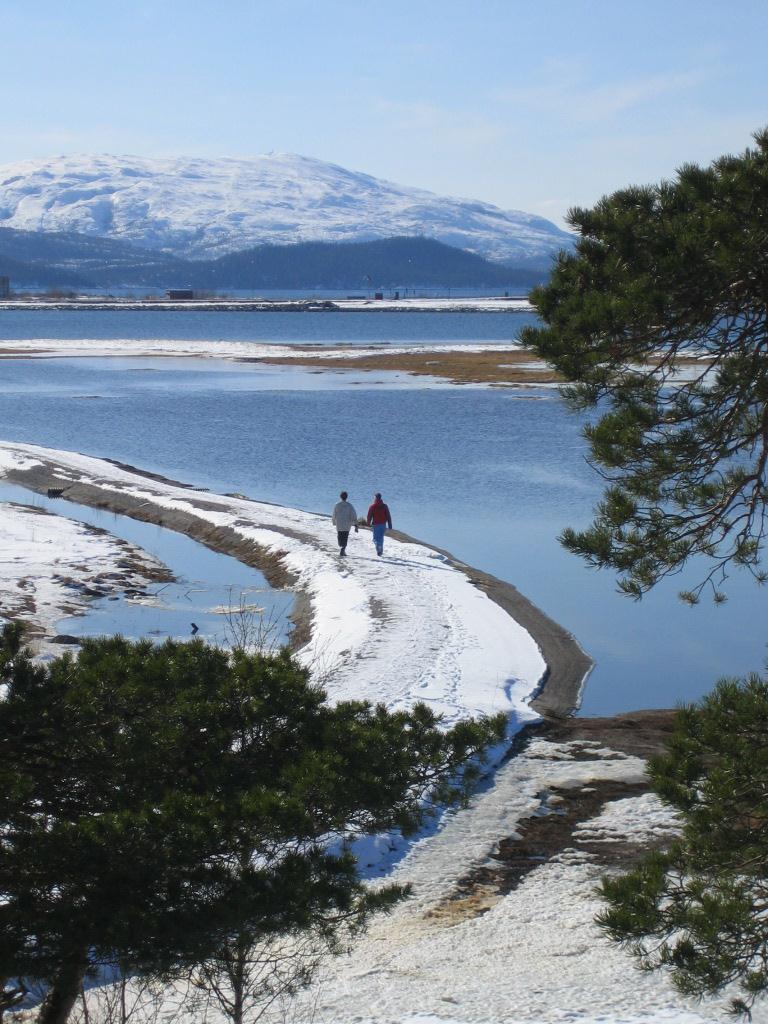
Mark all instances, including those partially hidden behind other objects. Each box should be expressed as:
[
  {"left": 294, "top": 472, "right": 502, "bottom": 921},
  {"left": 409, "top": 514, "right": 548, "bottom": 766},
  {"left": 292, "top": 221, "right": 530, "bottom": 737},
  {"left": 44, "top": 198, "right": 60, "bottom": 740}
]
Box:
[
  {"left": 202, "top": 236, "right": 548, "bottom": 290},
  {"left": 0, "top": 226, "right": 185, "bottom": 288},
  {"left": 0, "top": 229, "right": 549, "bottom": 291}
]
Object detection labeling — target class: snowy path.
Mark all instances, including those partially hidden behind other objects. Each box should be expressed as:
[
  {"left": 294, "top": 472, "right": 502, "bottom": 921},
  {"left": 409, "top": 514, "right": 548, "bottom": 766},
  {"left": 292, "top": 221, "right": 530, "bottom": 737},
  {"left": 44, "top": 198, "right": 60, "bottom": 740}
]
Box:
[
  {"left": 0, "top": 441, "right": 545, "bottom": 729},
  {"left": 87, "top": 733, "right": 746, "bottom": 1024},
  {"left": 274, "top": 736, "right": 748, "bottom": 1024}
]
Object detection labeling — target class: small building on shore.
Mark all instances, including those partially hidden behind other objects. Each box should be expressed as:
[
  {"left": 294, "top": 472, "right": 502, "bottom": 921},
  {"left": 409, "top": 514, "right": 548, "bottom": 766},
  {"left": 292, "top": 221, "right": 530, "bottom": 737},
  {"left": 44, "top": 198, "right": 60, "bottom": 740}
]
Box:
[
  {"left": 166, "top": 289, "right": 195, "bottom": 300},
  {"left": 0, "top": 276, "right": 10, "bottom": 299}
]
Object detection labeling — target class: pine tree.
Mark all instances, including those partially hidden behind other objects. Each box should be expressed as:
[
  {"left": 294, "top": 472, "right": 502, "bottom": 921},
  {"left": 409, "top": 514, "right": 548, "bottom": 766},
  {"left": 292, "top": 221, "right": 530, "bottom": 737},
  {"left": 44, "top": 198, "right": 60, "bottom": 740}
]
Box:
[
  {"left": 520, "top": 129, "right": 768, "bottom": 1013},
  {"left": 0, "top": 628, "right": 504, "bottom": 1024},
  {"left": 521, "top": 128, "right": 768, "bottom": 601},
  {"left": 597, "top": 674, "right": 768, "bottom": 1016}
]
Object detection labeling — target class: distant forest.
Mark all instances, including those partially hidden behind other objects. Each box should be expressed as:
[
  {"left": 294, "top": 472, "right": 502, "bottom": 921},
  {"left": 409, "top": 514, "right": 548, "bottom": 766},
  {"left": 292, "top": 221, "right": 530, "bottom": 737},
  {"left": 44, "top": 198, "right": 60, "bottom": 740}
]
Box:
[{"left": 0, "top": 229, "right": 552, "bottom": 292}]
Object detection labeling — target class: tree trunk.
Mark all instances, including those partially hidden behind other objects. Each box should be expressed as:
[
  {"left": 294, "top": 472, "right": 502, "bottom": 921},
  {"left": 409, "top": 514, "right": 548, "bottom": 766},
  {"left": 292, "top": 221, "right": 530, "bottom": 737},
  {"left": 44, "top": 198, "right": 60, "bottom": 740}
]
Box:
[
  {"left": 231, "top": 946, "right": 245, "bottom": 1024},
  {"left": 232, "top": 988, "right": 243, "bottom": 1024},
  {"left": 37, "top": 955, "right": 88, "bottom": 1024}
]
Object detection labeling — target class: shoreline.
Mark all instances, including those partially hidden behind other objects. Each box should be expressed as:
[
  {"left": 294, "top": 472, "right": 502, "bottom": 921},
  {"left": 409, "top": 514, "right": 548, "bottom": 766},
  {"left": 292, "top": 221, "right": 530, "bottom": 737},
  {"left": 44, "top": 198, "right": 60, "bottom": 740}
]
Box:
[
  {"left": 0, "top": 444, "right": 591, "bottom": 722},
  {"left": 0, "top": 296, "right": 533, "bottom": 313},
  {"left": 0, "top": 339, "right": 559, "bottom": 387}
]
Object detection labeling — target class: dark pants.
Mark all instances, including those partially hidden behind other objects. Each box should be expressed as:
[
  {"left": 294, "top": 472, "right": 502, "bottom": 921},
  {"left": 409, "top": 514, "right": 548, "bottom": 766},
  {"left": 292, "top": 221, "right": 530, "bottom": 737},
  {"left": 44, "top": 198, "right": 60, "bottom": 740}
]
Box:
[{"left": 337, "top": 530, "right": 350, "bottom": 552}]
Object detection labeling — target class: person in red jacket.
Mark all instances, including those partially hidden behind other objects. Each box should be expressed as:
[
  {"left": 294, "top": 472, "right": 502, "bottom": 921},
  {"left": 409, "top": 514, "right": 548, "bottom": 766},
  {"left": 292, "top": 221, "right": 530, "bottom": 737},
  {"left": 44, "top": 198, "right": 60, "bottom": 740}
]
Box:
[{"left": 366, "top": 492, "right": 393, "bottom": 557}]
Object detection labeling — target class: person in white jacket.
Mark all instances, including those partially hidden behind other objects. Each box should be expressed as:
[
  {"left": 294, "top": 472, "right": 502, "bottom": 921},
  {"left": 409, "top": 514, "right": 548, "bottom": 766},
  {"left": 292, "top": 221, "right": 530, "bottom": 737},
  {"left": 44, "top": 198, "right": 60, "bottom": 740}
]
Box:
[{"left": 332, "top": 491, "right": 358, "bottom": 557}]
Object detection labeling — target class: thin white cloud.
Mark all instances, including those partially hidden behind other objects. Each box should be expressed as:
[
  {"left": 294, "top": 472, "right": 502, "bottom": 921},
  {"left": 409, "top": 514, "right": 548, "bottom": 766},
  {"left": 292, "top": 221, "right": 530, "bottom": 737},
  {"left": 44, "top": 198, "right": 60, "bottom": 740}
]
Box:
[
  {"left": 579, "top": 71, "right": 703, "bottom": 121},
  {"left": 497, "top": 68, "right": 704, "bottom": 124}
]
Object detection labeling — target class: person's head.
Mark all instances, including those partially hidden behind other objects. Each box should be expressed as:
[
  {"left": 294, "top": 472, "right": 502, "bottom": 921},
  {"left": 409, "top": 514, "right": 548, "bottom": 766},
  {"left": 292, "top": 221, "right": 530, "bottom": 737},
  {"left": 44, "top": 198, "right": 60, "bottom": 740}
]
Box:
[
  {"left": 340, "top": 491, "right": 348, "bottom": 500},
  {"left": 374, "top": 492, "right": 382, "bottom": 501}
]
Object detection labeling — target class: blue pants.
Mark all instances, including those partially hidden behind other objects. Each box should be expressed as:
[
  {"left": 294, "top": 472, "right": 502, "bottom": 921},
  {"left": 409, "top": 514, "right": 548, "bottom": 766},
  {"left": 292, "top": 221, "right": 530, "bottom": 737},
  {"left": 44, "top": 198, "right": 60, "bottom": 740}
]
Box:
[{"left": 372, "top": 523, "right": 386, "bottom": 554}]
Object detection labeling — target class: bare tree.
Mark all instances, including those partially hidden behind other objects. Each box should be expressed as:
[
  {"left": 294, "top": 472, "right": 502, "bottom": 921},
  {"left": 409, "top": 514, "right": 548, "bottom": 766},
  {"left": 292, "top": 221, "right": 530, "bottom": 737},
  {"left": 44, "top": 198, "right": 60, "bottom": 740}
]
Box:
[
  {"left": 76, "top": 977, "right": 165, "bottom": 1024},
  {"left": 184, "top": 926, "right": 336, "bottom": 1024},
  {"left": 221, "top": 588, "right": 282, "bottom": 656}
]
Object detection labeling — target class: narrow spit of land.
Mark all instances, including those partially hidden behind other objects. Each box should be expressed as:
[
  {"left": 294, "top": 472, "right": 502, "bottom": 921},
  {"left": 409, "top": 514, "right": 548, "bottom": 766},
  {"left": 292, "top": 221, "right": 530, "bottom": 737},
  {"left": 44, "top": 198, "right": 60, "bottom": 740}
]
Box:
[
  {"left": 253, "top": 347, "right": 708, "bottom": 387},
  {"left": 0, "top": 441, "right": 590, "bottom": 728},
  {"left": 0, "top": 334, "right": 706, "bottom": 388},
  {"left": 0, "top": 335, "right": 561, "bottom": 388}
]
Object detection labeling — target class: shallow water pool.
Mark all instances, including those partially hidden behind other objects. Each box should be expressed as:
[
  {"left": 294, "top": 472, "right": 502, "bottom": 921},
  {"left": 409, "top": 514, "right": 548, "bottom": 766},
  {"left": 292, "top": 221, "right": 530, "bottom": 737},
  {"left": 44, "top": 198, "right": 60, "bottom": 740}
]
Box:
[{"left": 0, "top": 480, "right": 293, "bottom": 649}]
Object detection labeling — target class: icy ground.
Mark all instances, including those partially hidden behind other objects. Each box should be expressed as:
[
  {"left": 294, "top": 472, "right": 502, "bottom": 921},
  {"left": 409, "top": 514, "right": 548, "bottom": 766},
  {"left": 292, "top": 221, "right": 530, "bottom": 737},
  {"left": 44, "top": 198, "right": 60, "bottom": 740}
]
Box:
[
  {"left": 0, "top": 153, "right": 573, "bottom": 262},
  {"left": 0, "top": 498, "right": 164, "bottom": 649}
]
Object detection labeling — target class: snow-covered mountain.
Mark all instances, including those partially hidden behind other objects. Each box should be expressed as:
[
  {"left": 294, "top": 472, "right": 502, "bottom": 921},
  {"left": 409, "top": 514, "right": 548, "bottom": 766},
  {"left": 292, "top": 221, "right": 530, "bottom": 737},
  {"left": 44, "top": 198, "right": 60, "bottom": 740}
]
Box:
[{"left": 0, "top": 153, "right": 572, "bottom": 264}]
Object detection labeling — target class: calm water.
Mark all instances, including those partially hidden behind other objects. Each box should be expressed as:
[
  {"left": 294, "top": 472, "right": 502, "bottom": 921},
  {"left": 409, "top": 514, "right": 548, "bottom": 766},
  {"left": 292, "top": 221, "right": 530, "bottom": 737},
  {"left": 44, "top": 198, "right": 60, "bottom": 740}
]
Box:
[
  {"left": 1, "top": 309, "right": 765, "bottom": 715},
  {"left": 0, "top": 308, "right": 536, "bottom": 346}
]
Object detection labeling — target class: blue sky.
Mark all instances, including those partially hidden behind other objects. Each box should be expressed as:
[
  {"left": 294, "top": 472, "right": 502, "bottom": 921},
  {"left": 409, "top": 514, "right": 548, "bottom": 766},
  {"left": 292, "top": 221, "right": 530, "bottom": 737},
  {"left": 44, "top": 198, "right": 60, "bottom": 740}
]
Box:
[{"left": 2, "top": 0, "right": 766, "bottom": 226}]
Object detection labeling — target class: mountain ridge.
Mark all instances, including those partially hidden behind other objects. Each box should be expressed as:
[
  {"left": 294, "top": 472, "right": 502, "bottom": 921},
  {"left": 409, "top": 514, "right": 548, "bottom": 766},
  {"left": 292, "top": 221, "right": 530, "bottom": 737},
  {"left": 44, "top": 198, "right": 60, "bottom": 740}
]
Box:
[{"left": 0, "top": 152, "right": 572, "bottom": 265}]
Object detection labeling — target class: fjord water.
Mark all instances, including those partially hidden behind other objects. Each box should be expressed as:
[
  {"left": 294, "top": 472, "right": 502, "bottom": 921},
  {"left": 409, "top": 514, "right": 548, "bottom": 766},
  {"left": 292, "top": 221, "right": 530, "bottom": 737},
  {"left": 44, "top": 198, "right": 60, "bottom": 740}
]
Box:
[
  {"left": 1, "top": 309, "right": 766, "bottom": 715},
  {"left": 0, "top": 308, "right": 531, "bottom": 345}
]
